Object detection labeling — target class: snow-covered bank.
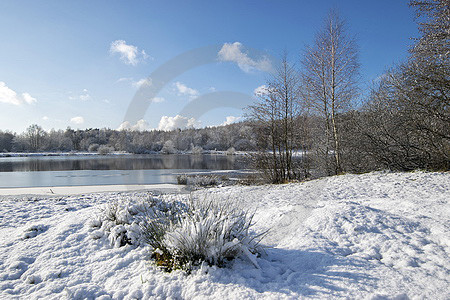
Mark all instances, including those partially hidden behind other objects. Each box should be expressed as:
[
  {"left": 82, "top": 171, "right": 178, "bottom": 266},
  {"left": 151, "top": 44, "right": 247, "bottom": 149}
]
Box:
[
  {"left": 0, "top": 171, "right": 448, "bottom": 299},
  {"left": 0, "top": 184, "right": 183, "bottom": 196}
]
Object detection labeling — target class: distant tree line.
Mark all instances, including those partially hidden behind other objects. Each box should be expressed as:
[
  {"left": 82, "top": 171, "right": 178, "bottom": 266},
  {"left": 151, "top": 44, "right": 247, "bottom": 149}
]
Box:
[{"left": 0, "top": 122, "right": 257, "bottom": 154}]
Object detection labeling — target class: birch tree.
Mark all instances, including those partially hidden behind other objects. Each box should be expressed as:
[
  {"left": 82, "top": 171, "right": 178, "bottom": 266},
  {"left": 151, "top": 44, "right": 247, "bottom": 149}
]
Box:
[{"left": 301, "top": 10, "right": 359, "bottom": 175}]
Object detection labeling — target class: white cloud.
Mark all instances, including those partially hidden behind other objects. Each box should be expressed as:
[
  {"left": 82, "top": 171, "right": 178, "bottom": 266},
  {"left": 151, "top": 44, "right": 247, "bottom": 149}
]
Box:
[
  {"left": 254, "top": 85, "right": 269, "bottom": 96},
  {"left": 70, "top": 116, "right": 84, "bottom": 125},
  {"left": 221, "top": 116, "right": 241, "bottom": 126},
  {"left": 69, "top": 89, "right": 90, "bottom": 101},
  {"left": 0, "top": 82, "right": 21, "bottom": 105},
  {"left": 22, "top": 93, "right": 37, "bottom": 104},
  {"left": 117, "top": 77, "right": 133, "bottom": 83},
  {"left": 110, "top": 40, "right": 148, "bottom": 66},
  {"left": 118, "top": 119, "right": 149, "bottom": 131},
  {"left": 133, "top": 78, "right": 152, "bottom": 88},
  {"left": 79, "top": 94, "right": 90, "bottom": 101},
  {"left": 42, "top": 116, "right": 49, "bottom": 121},
  {"left": 0, "top": 82, "right": 37, "bottom": 106},
  {"left": 157, "top": 115, "right": 198, "bottom": 131},
  {"left": 173, "top": 82, "right": 199, "bottom": 100},
  {"left": 218, "top": 42, "right": 272, "bottom": 73},
  {"left": 117, "top": 77, "right": 152, "bottom": 89},
  {"left": 141, "top": 50, "right": 150, "bottom": 60},
  {"left": 151, "top": 97, "right": 165, "bottom": 103}
]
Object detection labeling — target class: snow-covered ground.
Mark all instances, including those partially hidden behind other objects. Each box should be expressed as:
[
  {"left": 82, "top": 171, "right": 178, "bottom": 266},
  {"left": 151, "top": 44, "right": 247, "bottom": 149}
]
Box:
[
  {"left": 0, "top": 184, "right": 184, "bottom": 196},
  {"left": 0, "top": 171, "right": 448, "bottom": 299}
]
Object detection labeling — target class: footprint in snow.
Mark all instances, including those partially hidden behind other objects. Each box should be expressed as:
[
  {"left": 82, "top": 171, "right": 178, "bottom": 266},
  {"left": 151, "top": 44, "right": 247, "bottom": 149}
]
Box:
[{"left": 22, "top": 224, "right": 49, "bottom": 239}]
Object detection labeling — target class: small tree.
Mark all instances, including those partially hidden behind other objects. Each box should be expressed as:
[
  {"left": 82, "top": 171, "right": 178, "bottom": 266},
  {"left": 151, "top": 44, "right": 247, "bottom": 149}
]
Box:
[
  {"left": 161, "top": 140, "right": 176, "bottom": 154},
  {"left": 248, "top": 54, "right": 303, "bottom": 183},
  {"left": 190, "top": 144, "right": 203, "bottom": 155}
]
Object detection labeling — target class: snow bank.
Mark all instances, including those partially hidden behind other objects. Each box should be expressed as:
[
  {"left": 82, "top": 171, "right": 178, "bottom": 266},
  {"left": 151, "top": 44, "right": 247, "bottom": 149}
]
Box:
[
  {"left": 0, "top": 171, "right": 448, "bottom": 299},
  {"left": 0, "top": 184, "right": 183, "bottom": 196}
]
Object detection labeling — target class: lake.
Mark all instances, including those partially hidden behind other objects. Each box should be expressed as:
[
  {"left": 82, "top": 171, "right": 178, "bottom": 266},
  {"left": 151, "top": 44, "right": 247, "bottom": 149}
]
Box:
[{"left": 0, "top": 154, "right": 249, "bottom": 188}]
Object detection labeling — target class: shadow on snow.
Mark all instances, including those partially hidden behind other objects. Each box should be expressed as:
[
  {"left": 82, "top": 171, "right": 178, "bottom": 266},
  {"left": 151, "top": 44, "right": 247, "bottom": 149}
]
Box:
[{"left": 208, "top": 246, "right": 376, "bottom": 297}]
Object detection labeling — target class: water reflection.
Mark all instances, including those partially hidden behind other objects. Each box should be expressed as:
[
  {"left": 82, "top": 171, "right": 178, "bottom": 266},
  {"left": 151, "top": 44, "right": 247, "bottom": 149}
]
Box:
[{"left": 0, "top": 154, "right": 245, "bottom": 172}]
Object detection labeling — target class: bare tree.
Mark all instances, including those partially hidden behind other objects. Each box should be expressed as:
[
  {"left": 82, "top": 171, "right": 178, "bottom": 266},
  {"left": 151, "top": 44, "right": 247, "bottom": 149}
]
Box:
[
  {"left": 248, "top": 54, "right": 303, "bottom": 183},
  {"left": 25, "top": 124, "right": 46, "bottom": 152},
  {"left": 410, "top": 0, "right": 449, "bottom": 61},
  {"left": 301, "top": 10, "right": 360, "bottom": 175}
]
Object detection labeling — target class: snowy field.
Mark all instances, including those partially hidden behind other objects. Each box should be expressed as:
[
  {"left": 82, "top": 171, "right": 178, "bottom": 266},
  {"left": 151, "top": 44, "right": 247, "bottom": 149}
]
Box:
[{"left": 0, "top": 171, "right": 448, "bottom": 299}]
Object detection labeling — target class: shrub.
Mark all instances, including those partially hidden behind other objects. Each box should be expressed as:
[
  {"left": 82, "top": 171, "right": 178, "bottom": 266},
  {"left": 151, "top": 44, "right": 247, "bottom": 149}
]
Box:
[
  {"left": 191, "top": 145, "right": 203, "bottom": 155},
  {"left": 192, "top": 175, "right": 218, "bottom": 187},
  {"left": 95, "top": 199, "right": 140, "bottom": 247},
  {"left": 176, "top": 174, "right": 188, "bottom": 185},
  {"left": 92, "top": 193, "right": 263, "bottom": 273},
  {"left": 88, "top": 143, "right": 99, "bottom": 152},
  {"left": 177, "top": 174, "right": 235, "bottom": 188},
  {"left": 92, "top": 195, "right": 167, "bottom": 247},
  {"left": 140, "top": 196, "right": 263, "bottom": 272},
  {"left": 226, "top": 147, "right": 236, "bottom": 155},
  {"left": 97, "top": 145, "right": 114, "bottom": 155}
]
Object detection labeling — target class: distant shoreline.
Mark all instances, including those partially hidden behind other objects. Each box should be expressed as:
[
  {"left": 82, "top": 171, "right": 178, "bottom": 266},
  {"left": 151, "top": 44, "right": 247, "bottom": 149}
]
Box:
[
  {"left": 0, "top": 152, "right": 130, "bottom": 158},
  {"left": 0, "top": 151, "right": 249, "bottom": 158}
]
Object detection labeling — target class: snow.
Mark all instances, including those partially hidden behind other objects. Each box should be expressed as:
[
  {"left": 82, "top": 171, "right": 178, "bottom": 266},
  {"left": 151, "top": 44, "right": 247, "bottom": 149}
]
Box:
[
  {"left": 0, "top": 184, "right": 183, "bottom": 196},
  {"left": 0, "top": 171, "right": 449, "bottom": 299}
]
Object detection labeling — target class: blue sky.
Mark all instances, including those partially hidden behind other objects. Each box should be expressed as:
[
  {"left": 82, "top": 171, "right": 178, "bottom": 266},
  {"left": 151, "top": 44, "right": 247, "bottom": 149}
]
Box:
[{"left": 0, "top": 0, "right": 418, "bottom": 133}]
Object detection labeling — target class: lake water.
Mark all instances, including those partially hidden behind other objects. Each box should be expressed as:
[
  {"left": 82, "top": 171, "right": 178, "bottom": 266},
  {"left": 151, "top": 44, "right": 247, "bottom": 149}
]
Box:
[{"left": 0, "top": 154, "right": 248, "bottom": 188}]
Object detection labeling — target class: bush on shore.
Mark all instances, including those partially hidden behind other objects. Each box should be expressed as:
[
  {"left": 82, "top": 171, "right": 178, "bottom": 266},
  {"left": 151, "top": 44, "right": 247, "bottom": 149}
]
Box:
[
  {"left": 141, "top": 197, "right": 263, "bottom": 272},
  {"left": 93, "top": 194, "right": 263, "bottom": 273}
]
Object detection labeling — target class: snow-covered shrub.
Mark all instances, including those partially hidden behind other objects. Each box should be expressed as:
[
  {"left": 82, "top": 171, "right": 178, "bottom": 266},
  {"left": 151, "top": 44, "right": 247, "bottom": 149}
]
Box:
[
  {"left": 177, "top": 174, "right": 188, "bottom": 185},
  {"left": 226, "top": 147, "right": 236, "bottom": 155},
  {"left": 88, "top": 143, "right": 99, "bottom": 152},
  {"left": 191, "top": 145, "right": 203, "bottom": 155},
  {"left": 160, "top": 140, "right": 176, "bottom": 154},
  {"left": 95, "top": 197, "right": 151, "bottom": 247},
  {"left": 92, "top": 193, "right": 262, "bottom": 272},
  {"left": 141, "top": 196, "right": 263, "bottom": 272},
  {"left": 100, "top": 201, "right": 124, "bottom": 225},
  {"left": 97, "top": 145, "right": 114, "bottom": 155},
  {"left": 191, "top": 175, "right": 233, "bottom": 187},
  {"left": 191, "top": 175, "right": 218, "bottom": 187},
  {"left": 139, "top": 198, "right": 187, "bottom": 255},
  {"left": 179, "top": 174, "right": 234, "bottom": 188},
  {"left": 93, "top": 195, "right": 187, "bottom": 248}
]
